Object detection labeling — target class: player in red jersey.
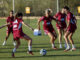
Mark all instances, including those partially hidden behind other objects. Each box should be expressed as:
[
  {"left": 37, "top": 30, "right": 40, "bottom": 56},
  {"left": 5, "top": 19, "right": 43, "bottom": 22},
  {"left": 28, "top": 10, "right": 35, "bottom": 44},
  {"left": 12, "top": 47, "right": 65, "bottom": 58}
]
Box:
[
  {"left": 38, "top": 9, "right": 58, "bottom": 50},
  {"left": 64, "top": 6, "right": 77, "bottom": 51},
  {"left": 2, "top": 11, "right": 16, "bottom": 46},
  {"left": 54, "top": 8, "right": 67, "bottom": 48},
  {"left": 0, "top": 12, "right": 34, "bottom": 57}
]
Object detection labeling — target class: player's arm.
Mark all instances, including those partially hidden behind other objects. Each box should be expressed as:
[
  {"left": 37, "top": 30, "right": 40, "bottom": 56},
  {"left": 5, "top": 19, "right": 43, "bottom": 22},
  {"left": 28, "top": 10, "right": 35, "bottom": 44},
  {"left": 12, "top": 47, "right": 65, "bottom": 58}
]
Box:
[
  {"left": 0, "top": 23, "right": 10, "bottom": 29},
  {"left": 52, "top": 16, "right": 61, "bottom": 26},
  {"left": 22, "top": 22, "right": 34, "bottom": 31},
  {"left": 53, "top": 13, "right": 59, "bottom": 22},
  {"left": 37, "top": 19, "right": 41, "bottom": 30},
  {"left": 67, "top": 14, "right": 71, "bottom": 27},
  {"left": 74, "top": 17, "right": 77, "bottom": 24}
]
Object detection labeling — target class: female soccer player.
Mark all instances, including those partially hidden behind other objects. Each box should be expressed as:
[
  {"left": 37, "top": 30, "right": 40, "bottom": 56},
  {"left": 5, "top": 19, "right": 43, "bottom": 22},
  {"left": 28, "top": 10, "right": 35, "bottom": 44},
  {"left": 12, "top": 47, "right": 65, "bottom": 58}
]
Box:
[
  {"left": 2, "top": 10, "right": 16, "bottom": 46},
  {"left": 38, "top": 9, "right": 58, "bottom": 49},
  {"left": 54, "top": 8, "right": 67, "bottom": 48},
  {"left": 0, "top": 12, "right": 34, "bottom": 57},
  {"left": 63, "top": 6, "right": 77, "bottom": 51}
]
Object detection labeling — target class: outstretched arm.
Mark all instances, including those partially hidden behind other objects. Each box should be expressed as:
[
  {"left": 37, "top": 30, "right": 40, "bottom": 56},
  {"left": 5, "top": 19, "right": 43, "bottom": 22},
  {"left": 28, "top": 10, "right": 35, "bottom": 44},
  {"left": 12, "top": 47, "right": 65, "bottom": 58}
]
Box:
[
  {"left": 0, "top": 23, "right": 10, "bottom": 29},
  {"left": 37, "top": 19, "right": 41, "bottom": 30},
  {"left": 22, "top": 22, "right": 34, "bottom": 31}
]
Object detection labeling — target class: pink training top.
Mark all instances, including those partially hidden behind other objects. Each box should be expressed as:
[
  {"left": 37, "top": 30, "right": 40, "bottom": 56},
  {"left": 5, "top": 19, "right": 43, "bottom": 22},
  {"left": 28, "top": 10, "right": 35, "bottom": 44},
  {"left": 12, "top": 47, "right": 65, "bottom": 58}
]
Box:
[
  {"left": 40, "top": 16, "right": 55, "bottom": 30},
  {"left": 54, "top": 12, "right": 67, "bottom": 29},
  {"left": 13, "top": 18, "right": 23, "bottom": 38},
  {"left": 66, "top": 12, "right": 76, "bottom": 26},
  {"left": 54, "top": 12, "right": 66, "bottom": 22},
  {"left": 7, "top": 16, "right": 14, "bottom": 28}
]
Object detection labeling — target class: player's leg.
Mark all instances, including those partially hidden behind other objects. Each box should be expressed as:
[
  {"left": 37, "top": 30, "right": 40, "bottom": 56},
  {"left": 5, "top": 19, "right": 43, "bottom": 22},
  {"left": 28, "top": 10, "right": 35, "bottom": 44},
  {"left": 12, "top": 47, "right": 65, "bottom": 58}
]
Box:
[
  {"left": 12, "top": 30, "right": 16, "bottom": 46},
  {"left": 48, "top": 32, "right": 57, "bottom": 49},
  {"left": 68, "top": 33, "right": 76, "bottom": 51},
  {"left": 64, "top": 31, "right": 70, "bottom": 51},
  {"left": 12, "top": 38, "right": 20, "bottom": 57},
  {"left": 22, "top": 34, "right": 33, "bottom": 55},
  {"left": 2, "top": 31, "right": 10, "bottom": 45},
  {"left": 57, "top": 29, "right": 62, "bottom": 48},
  {"left": 63, "top": 29, "right": 67, "bottom": 48}
]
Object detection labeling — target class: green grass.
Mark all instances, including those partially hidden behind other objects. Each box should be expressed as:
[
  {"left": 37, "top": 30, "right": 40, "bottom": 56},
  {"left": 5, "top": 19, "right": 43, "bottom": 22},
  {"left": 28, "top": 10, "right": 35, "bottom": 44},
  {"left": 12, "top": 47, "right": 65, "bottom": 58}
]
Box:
[{"left": 0, "top": 19, "right": 80, "bottom": 60}]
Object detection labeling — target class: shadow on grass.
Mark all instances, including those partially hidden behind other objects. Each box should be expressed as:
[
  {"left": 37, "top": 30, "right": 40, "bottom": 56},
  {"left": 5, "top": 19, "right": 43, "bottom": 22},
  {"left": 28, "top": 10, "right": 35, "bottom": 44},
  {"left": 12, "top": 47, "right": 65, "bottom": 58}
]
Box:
[{"left": 0, "top": 54, "right": 80, "bottom": 59}]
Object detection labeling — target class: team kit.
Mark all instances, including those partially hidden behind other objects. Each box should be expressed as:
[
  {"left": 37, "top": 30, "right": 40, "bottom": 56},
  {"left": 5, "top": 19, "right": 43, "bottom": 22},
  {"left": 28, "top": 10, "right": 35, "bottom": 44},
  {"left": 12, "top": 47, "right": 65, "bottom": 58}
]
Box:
[{"left": 0, "top": 6, "right": 77, "bottom": 57}]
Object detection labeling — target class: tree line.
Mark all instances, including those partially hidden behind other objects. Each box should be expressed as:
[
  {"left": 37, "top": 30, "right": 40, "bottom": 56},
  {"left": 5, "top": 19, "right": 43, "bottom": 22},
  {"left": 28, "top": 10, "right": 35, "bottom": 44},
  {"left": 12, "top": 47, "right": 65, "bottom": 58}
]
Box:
[{"left": 0, "top": 0, "right": 80, "bottom": 17}]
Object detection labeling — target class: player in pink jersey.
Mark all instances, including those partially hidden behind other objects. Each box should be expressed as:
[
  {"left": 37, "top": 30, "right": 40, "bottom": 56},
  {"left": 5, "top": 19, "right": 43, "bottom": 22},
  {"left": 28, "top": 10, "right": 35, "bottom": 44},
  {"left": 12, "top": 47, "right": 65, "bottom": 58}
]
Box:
[
  {"left": 63, "top": 6, "right": 77, "bottom": 51},
  {"left": 2, "top": 10, "right": 16, "bottom": 46},
  {"left": 54, "top": 8, "right": 67, "bottom": 48},
  {"left": 38, "top": 9, "right": 59, "bottom": 50},
  {"left": 0, "top": 12, "right": 34, "bottom": 57}
]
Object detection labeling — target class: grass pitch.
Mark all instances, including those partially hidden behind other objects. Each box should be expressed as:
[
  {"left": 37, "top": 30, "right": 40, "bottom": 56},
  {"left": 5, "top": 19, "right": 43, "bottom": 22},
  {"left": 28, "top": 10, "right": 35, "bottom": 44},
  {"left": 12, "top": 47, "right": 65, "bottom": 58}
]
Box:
[{"left": 0, "top": 19, "right": 80, "bottom": 60}]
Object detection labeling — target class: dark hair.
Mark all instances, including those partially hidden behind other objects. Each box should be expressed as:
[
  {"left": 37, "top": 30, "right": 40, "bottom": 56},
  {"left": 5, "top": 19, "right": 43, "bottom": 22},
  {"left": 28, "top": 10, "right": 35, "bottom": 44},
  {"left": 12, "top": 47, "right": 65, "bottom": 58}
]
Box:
[
  {"left": 10, "top": 10, "right": 14, "bottom": 14},
  {"left": 17, "top": 12, "right": 23, "bottom": 17},
  {"left": 64, "top": 6, "right": 70, "bottom": 11},
  {"left": 15, "top": 12, "right": 23, "bottom": 19}
]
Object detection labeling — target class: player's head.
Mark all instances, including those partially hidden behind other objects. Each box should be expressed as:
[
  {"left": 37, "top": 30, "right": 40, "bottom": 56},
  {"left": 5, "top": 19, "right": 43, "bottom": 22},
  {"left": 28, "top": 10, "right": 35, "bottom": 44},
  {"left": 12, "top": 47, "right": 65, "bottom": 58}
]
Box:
[
  {"left": 45, "top": 9, "right": 52, "bottom": 17},
  {"left": 63, "top": 6, "right": 70, "bottom": 14},
  {"left": 61, "top": 8, "right": 65, "bottom": 14},
  {"left": 9, "top": 10, "right": 13, "bottom": 17},
  {"left": 15, "top": 12, "right": 23, "bottom": 19}
]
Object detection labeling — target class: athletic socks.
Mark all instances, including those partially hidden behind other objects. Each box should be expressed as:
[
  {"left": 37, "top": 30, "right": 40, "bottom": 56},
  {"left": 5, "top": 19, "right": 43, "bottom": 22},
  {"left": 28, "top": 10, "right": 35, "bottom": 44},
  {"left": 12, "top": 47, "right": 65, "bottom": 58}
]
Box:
[
  {"left": 66, "top": 43, "right": 70, "bottom": 49},
  {"left": 2, "top": 40, "right": 6, "bottom": 46},
  {"left": 13, "top": 48, "right": 16, "bottom": 53},
  {"left": 13, "top": 41, "right": 16, "bottom": 46},
  {"left": 72, "top": 44, "right": 75, "bottom": 48},
  {"left": 28, "top": 46, "right": 32, "bottom": 51},
  {"left": 59, "top": 44, "right": 62, "bottom": 48},
  {"left": 52, "top": 43, "right": 55, "bottom": 48}
]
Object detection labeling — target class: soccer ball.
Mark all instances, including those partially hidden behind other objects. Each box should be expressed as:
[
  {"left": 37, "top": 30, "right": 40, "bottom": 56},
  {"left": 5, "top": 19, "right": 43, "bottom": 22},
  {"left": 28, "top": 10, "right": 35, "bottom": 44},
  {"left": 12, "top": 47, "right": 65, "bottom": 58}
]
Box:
[{"left": 40, "top": 49, "right": 47, "bottom": 56}]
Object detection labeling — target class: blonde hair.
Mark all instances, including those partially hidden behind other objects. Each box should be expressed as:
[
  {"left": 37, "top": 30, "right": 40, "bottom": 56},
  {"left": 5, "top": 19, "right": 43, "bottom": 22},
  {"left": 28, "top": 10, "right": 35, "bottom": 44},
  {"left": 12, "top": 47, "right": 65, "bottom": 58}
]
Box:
[{"left": 45, "top": 9, "right": 52, "bottom": 14}]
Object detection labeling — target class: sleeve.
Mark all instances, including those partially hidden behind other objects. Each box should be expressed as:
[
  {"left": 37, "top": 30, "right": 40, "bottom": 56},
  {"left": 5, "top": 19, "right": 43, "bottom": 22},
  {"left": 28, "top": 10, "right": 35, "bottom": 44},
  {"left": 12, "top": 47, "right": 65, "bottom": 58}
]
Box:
[
  {"left": 67, "top": 14, "right": 71, "bottom": 21},
  {"left": 54, "top": 12, "right": 59, "bottom": 18},
  {"left": 20, "top": 19, "right": 23, "bottom": 23},
  {"left": 50, "top": 16, "right": 56, "bottom": 20},
  {"left": 18, "top": 23, "right": 22, "bottom": 29},
  {"left": 40, "top": 16, "right": 44, "bottom": 21}
]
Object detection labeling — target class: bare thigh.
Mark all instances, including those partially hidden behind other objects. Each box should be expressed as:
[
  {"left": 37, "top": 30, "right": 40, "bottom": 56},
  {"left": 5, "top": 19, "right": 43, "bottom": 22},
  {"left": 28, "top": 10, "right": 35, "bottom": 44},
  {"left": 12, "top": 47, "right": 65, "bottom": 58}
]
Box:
[{"left": 22, "top": 34, "right": 32, "bottom": 41}]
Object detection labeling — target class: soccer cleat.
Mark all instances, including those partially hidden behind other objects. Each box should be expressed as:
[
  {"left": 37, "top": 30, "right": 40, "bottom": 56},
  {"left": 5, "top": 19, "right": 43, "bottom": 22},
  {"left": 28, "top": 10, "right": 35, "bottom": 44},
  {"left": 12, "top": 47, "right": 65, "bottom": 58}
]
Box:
[
  {"left": 70, "top": 48, "right": 76, "bottom": 51},
  {"left": 52, "top": 47, "right": 57, "bottom": 50},
  {"left": 59, "top": 45, "right": 62, "bottom": 48},
  {"left": 64, "top": 47, "right": 70, "bottom": 52},
  {"left": 64, "top": 43, "right": 67, "bottom": 48},
  {"left": 27, "top": 51, "right": 34, "bottom": 55},
  {"left": 12, "top": 52, "right": 15, "bottom": 58},
  {"left": 2, "top": 41, "right": 6, "bottom": 46}
]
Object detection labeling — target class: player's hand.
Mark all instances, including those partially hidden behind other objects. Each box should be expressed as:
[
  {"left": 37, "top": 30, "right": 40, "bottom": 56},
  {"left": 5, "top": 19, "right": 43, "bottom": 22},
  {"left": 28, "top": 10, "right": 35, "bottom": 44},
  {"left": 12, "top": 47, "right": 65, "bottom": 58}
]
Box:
[
  {"left": 31, "top": 28, "right": 34, "bottom": 31},
  {"left": 38, "top": 27, "right": 40, "bottom": 30}
]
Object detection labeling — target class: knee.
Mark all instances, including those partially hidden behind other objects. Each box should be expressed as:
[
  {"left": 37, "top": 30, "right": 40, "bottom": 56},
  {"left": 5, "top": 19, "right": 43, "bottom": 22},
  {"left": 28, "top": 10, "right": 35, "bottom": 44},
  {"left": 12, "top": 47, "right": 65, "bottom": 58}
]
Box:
[
  {"left": 64, "top": 34, "right": 67, "bottom": 39},
  {"left": 51, "top": 36, "right": 55, "bottom": 40},
  {"left": 29, "top": 38, "right": 32, "bottom": 42},
  {"left": 68, "top": 36, "right": 71, "bottom": 40}
]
